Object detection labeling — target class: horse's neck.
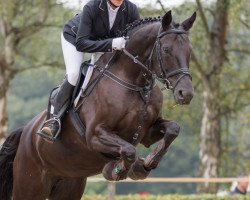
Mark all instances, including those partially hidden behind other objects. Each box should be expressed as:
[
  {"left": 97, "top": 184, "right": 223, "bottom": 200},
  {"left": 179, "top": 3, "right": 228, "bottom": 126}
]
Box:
[{"left": 112, "top": 23, "right": 160, "bottom": 84}]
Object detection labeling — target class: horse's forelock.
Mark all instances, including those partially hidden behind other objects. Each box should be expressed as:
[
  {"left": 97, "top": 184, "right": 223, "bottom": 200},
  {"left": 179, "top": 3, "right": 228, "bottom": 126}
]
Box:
[{"left": 173, "top": 22, "right": 180, "bottom": 28}]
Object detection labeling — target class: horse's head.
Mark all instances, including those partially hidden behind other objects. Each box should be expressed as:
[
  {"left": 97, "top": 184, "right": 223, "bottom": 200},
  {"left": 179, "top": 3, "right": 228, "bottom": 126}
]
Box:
[{"left": 152, "top": 11, "right": 196, "bottom": 105}]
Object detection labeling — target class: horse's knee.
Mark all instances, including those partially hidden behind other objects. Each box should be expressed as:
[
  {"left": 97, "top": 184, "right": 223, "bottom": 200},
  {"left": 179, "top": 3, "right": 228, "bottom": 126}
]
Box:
[
  {"left": 164, "top": 121, "right": 180, "bottom": 136},
  {"left": 161, "top": 121, "right": 180, "bottom": 146},
  {"left": 120, "top": 145, "right": 136, "bottom": 163}
]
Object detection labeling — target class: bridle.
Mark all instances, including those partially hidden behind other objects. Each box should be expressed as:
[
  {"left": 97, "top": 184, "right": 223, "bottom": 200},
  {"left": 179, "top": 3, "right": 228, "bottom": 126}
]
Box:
[
  {"left": 123, "top": 27, "right": 192, "bottom": 91},
  {"left": 154, "top": 29, "right": 191, "bottom": 89}
]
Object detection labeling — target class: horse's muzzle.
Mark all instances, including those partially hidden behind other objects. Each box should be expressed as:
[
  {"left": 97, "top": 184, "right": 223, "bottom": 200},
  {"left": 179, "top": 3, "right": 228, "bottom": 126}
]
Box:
[{"left": 174, "top": 87, "right": 194, "bottom": 105}]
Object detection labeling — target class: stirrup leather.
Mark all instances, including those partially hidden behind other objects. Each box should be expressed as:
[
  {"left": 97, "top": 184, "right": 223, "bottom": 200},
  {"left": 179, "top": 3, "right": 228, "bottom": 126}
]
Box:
[{"left": 37, "top": 117, "right": 61, "bottom": 142}]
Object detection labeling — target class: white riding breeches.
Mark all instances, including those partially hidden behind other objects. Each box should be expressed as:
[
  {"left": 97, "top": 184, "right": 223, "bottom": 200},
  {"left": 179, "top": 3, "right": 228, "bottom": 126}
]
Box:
[{"left": 61, "top": 33, "right": 84, "bottom": 86}]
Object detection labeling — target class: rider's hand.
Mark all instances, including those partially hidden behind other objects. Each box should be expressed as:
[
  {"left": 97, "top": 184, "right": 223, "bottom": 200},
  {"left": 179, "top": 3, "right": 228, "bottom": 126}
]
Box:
[{"left": 112, "top": 37, "right": 127, "bottom": 50}]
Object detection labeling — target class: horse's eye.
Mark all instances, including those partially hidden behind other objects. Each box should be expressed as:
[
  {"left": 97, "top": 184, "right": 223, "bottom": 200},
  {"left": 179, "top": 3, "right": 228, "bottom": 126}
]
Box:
[{"left": 163, "top": 46, "right": 172, "bottom": 54}]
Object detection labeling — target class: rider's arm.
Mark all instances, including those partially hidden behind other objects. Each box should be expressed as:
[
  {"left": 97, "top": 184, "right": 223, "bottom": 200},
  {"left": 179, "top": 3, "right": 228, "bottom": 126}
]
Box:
[{"left": 75, "top": 4, "right": 113, "bottom": 53}]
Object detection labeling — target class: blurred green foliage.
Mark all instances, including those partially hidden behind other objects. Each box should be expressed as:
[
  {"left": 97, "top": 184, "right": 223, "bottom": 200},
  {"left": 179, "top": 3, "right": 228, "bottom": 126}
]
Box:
[{"left": 7, "top": 68, "right": 64, "bottom": 129}]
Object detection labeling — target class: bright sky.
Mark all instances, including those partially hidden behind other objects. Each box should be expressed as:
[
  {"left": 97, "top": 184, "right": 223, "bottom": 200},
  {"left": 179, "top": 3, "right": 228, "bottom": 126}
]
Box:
[{"left": 60, "top": 0, "right": 188, "bottom": 9}]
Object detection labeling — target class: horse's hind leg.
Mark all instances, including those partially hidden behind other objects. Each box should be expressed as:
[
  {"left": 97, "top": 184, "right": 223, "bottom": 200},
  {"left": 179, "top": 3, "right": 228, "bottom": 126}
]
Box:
[
  {"left": 13, "top": 139, "right": 57, "bottom": 199},
  {"left": 49, "top": 178, "right": 86, "bottom": 200},
  {"left": 13, "top": 167, "right": 50, "bottom": 200},
  {"left": 128, "top": 118, "right": 180, "bottom": 180}
]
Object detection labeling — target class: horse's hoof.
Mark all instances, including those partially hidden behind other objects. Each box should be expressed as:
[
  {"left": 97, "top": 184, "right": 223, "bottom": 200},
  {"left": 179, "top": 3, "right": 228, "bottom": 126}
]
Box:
[
  {"left": 102, "top": 161, "right": 128, "bottom": 181},
  {"left": 128, "top": 158, "right": 150, "bottom": 180}
]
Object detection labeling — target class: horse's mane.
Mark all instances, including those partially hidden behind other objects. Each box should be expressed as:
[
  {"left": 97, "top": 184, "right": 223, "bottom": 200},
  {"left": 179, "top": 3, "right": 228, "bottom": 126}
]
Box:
[
  {"left": 116, "top": 17, "right": 183, "bottom": 37},
  {"left": 116, "top": 17, "right": 161, "bottom": 37}
]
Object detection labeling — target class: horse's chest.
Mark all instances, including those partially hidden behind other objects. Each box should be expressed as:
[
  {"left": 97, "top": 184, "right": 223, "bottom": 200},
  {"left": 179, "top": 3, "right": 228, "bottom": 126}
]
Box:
[{"left": 117, "top": 104, "right": 158, "bottom": 139}]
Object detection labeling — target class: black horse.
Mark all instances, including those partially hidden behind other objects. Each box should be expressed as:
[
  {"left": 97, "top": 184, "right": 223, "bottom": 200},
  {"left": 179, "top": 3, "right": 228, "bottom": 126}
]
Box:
[{"left": 0, "top": 11, "right": 196, "bottom": 200}]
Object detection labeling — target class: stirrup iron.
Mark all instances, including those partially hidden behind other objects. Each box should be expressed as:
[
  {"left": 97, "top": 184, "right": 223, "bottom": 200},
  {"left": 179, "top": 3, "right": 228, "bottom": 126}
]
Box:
[{"left": 37, "top": 117, "right": 62, "bottom": 142}]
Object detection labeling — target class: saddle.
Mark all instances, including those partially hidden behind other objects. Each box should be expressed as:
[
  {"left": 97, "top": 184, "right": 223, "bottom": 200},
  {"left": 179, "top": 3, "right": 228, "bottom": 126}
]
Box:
[{"left": 37, "top": 61, "right": 92, "bottom": 142}]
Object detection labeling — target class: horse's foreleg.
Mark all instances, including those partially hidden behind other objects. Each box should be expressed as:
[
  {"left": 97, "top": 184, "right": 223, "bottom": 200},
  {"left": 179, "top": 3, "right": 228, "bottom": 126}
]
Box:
[
  {"left": 144, "top": 122, "right": 179, "bottom": 169},
  {"left": 128, "top": 118, "right": 180, "bottom": 180},
  {"left": 87, "top": 125, "right": 136, "bottom": 181},
  {"left": 141, "top": 118, "right": 179, "bottom": 148}
]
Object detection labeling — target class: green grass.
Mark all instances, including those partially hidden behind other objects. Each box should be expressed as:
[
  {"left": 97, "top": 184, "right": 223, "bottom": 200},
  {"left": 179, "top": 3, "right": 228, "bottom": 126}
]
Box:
[{"left": 82, "top": 194, "right": 250, "bottom": 200}]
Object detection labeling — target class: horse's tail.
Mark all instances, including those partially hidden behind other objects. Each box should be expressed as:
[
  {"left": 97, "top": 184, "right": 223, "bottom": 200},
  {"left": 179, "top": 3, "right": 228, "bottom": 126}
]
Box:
[{"left": 0, "top": 127, "right": 23, "bottom": 200}]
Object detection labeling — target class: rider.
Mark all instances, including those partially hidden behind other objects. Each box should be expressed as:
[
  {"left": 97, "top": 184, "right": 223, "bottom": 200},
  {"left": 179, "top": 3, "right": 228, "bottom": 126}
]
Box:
[{"left": 39, "top": 0, "right": 140, "bottom": 141}]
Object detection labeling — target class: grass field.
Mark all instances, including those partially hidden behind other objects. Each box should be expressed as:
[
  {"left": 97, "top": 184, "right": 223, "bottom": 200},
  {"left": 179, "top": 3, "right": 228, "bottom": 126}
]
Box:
[{"left": 82, "top": 194, "right": 250, "bottom": 200}]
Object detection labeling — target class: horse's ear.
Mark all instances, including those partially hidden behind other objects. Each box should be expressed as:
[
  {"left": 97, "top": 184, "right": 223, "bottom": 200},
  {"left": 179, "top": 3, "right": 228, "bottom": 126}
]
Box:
[
  {"left": 162, "top": 10, "right": 172, "bottom": 30},
  {"left": 181, "top": 12, "right": 196, "bottom": 31}
]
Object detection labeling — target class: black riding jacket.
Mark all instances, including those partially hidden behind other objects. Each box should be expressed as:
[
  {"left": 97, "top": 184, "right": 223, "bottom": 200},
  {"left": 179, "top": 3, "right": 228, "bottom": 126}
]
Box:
[{"left": 63, "top": 0, "right": 140, "bottom": 53}]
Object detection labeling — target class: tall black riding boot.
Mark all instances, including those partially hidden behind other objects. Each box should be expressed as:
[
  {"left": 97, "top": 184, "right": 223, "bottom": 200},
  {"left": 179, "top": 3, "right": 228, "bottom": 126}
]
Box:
[{"left": 40, "top": 78, "right": 74, "bottom": 140}]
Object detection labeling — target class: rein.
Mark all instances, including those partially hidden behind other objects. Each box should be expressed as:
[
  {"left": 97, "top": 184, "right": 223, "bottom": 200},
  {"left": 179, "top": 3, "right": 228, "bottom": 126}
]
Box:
[
  {"left": 110, "top": 28, "right": 192, "bottom": 92},
  {"left": 81, "top": 28, "right": 192, "bottom": 101}
]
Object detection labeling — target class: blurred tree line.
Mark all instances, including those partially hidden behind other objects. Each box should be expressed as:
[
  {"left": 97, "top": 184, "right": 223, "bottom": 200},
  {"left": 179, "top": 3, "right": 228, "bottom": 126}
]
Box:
[{"left": 0, "top": 0, "right": 249, "bottom": 195}]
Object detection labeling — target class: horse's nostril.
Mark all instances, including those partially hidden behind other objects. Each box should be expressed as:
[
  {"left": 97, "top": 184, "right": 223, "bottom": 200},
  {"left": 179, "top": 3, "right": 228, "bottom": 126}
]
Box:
[
  {"left": 176, "top": 89, "right": 194, "bottom": 104},
  {"left": 178, "top": 90, "right": 184, "bottom": 99}
]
